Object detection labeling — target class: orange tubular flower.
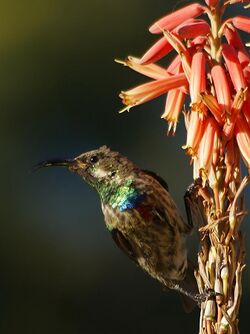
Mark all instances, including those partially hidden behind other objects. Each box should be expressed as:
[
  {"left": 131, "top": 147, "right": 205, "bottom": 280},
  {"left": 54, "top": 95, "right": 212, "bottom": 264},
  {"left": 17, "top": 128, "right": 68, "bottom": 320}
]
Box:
[
  {"left": 205, "top": 0, "right": 218, "bottom": 6},
  {"left": 212, "top": 129, "right": 220, "bottom": 166},
  {"left": 222, "top": 88, "right": 246, "bottom": 140},
  {"left": 139, "top": 36, "right": 173, "bottom": 65},
  {"left": 235, "top": 114, "right": 250, "bottom": 168},
  {"left": 200, "top": 93, "right": 224, "bottom": 125},
  {"left": 243, "top": 66, "right": 250, "bottom": 85},
  {"left": 192, "top": 156, "right": 200, "bottom": 180},
  {"left": 242, "top": 95, "right": 250, "bottom": 126},
  {"left": 237, "top": 50, "right": 250, "bottom": 69},
  {"left": 175, "top": 19, "right": 210, "bottom": 39},
  {"left": 198, "top": 117, "right": 219, "bottom": 179},
  {"left": 149, "top": 3, "right": 205, "bottom": 34},
  {"left": 166, "top": 55, "right": 181, "bottom": 74},
  {"left": 116, "top": 56, "right": 168, "bottom": 80},
  {"left": 119, "top": 73, "right": 188, "bottom": 112},
  {"left": 222, "top": 44, "right": 247, "bottom": 92},
  {"left": 223, "top": 25, "right": 246, "bottom": 51},
  {"left": 225, "top": 138, "right": 235, "bottom": 186},
  {"left": 189, "top": 35, "right": 207, "bottom": 48},
  {"left": 183, "top": 110, "right": 204, "bottom": 156},
  {"left": 211, "top": 65, "right": 232, "bottom": 116},
  {"left": 161, "top": 89, "right": 185, "bottom": 135},
  {"left": 161, "top": 30, "right": 192, "bottom": 81},
  {"left": 232, "top": 16, "right": 250, "bottom": 33},
  {"left": 190, "top": 52, "right": 206, "bottom": 104},
  {"left": 140, "top": 18, "right": 209, "bottom": 65},
  {"left": 166, "top": 59, "right": 189, "bottom": 95}
]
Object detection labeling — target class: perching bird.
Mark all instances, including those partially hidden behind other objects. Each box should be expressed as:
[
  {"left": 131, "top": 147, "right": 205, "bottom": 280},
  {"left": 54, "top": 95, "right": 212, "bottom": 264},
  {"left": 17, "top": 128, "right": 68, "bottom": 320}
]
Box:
[{"left": 35, "top": 145, "right": 204, "bottom": 310}]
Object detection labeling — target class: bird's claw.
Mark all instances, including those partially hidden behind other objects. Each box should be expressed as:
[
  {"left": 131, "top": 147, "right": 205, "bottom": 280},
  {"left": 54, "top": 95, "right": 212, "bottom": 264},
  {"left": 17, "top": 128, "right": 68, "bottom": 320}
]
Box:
[{"left": 194, "top": 289, "right": 216, "bottom": 306}]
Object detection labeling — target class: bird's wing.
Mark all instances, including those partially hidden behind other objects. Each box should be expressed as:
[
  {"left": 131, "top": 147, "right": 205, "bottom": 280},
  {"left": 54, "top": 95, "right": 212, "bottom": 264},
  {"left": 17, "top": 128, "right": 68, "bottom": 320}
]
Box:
[
  {"left": 140, "top": 171, "right": 173, "bottom": 225},
  {"left": 184, "top": 182, "right": 207, "bottom": 232},
  {"left": 142, "top": 170, "right": 169, "bottom": 191},
  {"left": 141, "top": 170, "right": 185, "bottom": 230},
  {"left": 111, "top": 228, "right": 138, "bottom": 264}
]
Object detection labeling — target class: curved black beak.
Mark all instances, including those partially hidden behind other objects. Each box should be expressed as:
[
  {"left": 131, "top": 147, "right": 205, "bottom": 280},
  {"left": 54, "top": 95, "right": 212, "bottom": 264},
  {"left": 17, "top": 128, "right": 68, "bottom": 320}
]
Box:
[{"left": 32, "top": 158, "right": 75, "bottom": 172}]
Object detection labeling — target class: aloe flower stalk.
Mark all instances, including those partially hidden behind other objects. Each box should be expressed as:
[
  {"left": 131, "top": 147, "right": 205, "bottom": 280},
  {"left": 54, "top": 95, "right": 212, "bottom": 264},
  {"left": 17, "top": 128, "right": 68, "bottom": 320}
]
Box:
[{"left": 117, "top": 0, "right": 250, "bottom": 333}]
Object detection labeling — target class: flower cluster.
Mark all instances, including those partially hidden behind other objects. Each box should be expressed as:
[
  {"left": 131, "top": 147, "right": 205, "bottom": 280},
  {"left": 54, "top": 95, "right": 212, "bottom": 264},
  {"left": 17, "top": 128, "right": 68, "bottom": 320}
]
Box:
[{"left": 118, "top": 0, "right": 250, "bottom": 186}]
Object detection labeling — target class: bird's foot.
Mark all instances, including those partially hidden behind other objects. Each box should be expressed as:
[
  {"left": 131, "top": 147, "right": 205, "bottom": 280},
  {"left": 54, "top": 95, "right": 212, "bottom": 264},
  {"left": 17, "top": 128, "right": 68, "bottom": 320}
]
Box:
[{"left": 194, "top": 288, "right": 216, "bottom": 306}]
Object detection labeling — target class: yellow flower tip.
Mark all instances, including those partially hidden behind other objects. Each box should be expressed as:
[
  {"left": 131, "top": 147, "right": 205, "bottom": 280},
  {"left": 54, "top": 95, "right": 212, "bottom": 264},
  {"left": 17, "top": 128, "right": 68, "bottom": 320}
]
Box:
[
  {"left": 155, "top": 23, "right": 166, "bottom": 35},
  {"left": 182, "top": 145, "right": 196, "bottom": 156},
  {"left": 118, "top": 92, "right": 133, "bottom": 113},
  {"left": 119, "top": 105, "right": 131, "bottom": 113},
  {"left": 200, "top": 168, "right": 208, "bottom": 186},
  {"left": 233, "top": 87, "right": 248, "bottom": 111},
  {"left": 200, "top": 92, "right": 225, "bottom": 125},
  {"left": 167, "top": 122, "right": 173, "bottom": 136},
  {"left": 243, "top": 86, "right": 248, "bottom": 98},
  {"left": 115, "top": 56, "right": 140, "bottom": 67},
  {"left": 167, "top": 121, "right": 177, "bottom": 136},
  {"left": 127, "top": 56, "right": 141, "bottom": 63},
  {"left": 226, "top": 116, "right": 231, "bottom": 125},
  {"left": 191, "top": 102, "right": 207, "bottom": 116},
  {"left": 119, "top": 91, "right": 124, "bottom": 98},
  {"left": 162, "top": 29, "right": 188, "bottom": 57},
  {"left": 114, "top": 58, "right": 128, "bottom": 66}
]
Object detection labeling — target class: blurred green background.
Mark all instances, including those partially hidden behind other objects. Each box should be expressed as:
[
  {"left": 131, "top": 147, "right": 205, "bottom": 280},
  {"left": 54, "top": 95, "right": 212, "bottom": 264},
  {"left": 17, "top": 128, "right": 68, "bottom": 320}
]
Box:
[{"left": 0, "top": 0, "right": 249, "bottom": 333}]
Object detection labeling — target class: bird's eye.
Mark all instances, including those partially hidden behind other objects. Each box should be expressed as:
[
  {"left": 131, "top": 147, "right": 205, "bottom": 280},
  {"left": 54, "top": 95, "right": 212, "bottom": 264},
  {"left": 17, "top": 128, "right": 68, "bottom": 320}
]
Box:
[
  {"left": 111, "top": 171, "right": 116, "bottom": 177},
  {"left": 90, "top": 156, "right": 98, "bottom": 164}
]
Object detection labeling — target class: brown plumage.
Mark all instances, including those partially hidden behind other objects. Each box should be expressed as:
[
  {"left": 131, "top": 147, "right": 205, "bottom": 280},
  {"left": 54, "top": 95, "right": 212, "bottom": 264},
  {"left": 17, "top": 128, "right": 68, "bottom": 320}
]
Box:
[{"left": 36, "top": 146, "right": 208, "bottom": 311}]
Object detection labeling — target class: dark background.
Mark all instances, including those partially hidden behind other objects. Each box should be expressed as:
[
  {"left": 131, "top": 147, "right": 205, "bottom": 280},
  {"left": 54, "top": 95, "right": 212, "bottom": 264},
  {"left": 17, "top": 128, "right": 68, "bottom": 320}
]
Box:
[{"left": 0, "top": 1, "right": 249, "bottom": 333}]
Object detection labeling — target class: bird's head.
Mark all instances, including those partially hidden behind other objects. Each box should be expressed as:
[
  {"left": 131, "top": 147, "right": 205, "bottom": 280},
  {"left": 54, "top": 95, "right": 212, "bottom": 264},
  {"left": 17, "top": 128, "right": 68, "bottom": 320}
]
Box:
[{"left": 35, "top": 146, "right": 138, "bottom": 194}]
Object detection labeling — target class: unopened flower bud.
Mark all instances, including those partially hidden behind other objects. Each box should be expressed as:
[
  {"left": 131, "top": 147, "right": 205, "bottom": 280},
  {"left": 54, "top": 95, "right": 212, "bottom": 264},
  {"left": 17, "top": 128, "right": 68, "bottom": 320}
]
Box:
[{"left": 204, "top": 300, "right": 216, "bottom": 321}]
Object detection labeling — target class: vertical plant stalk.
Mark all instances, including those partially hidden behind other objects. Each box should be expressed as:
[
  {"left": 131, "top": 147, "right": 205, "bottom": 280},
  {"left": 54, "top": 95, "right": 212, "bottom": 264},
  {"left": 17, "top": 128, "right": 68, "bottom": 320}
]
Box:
[
  {"left": 118, "top": 0, "right": 250, "bottom": 332},
  {"left": 196, "top": 175, "right": 248, "bottom": 334}
]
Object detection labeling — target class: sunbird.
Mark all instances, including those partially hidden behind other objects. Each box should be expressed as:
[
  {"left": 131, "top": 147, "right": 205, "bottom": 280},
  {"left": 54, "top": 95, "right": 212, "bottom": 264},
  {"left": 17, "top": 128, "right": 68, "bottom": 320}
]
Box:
[{"left": 36, "top": 146, "right": 209, "bottom": 311}]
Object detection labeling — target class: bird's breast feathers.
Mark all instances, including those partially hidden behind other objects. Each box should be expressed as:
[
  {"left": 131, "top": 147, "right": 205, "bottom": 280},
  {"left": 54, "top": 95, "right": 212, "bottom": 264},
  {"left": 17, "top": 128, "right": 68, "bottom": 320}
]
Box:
[{"left": 106, "top": 179, "right": 145, "bottom": 212}]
